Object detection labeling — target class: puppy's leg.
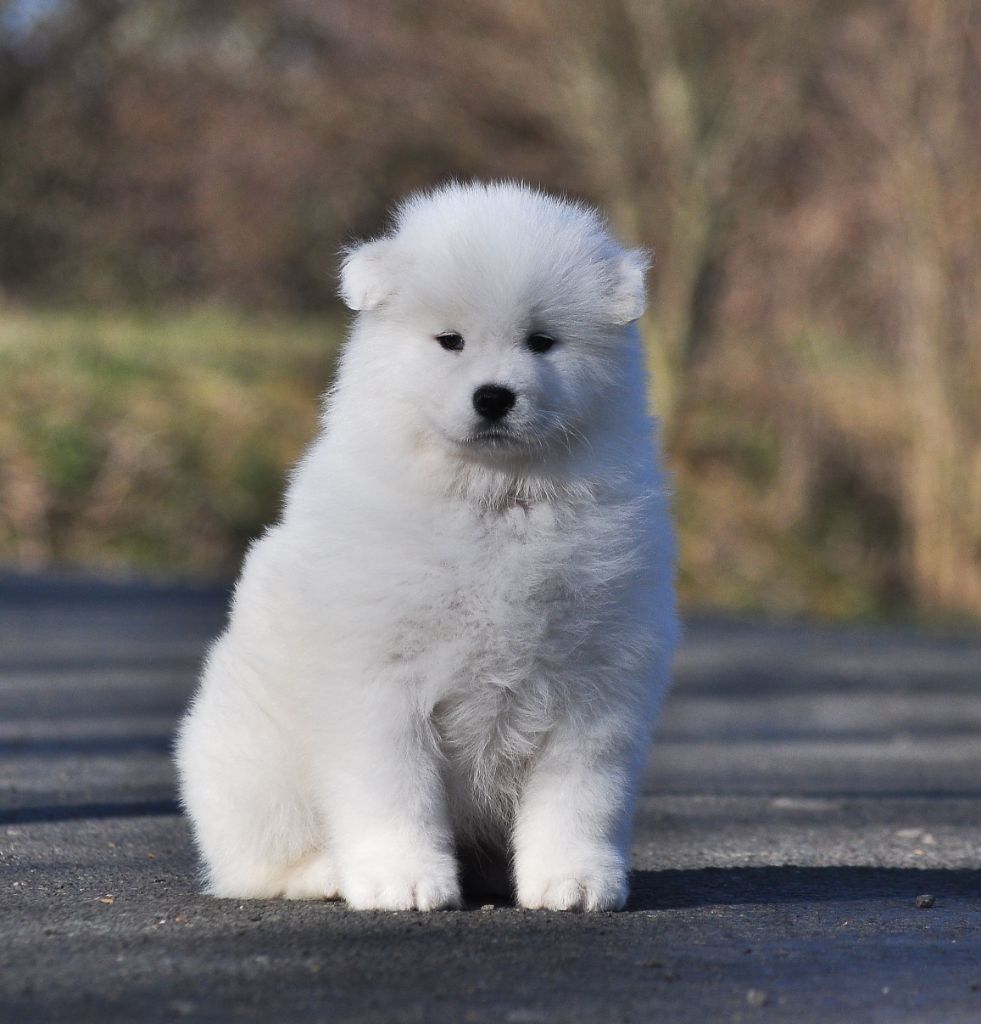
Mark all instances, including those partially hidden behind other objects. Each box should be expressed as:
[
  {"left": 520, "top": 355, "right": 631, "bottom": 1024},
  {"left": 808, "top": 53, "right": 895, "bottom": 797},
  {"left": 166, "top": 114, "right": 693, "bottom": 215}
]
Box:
[
  {"left": 176, "top": 650, "right": 327, "bottom": 899},
  {"left": 513, "top": 714, "right": 647, "bottom": 912},
  {"left": 318, "top": 687, "right": 460, "bottom": 911}
]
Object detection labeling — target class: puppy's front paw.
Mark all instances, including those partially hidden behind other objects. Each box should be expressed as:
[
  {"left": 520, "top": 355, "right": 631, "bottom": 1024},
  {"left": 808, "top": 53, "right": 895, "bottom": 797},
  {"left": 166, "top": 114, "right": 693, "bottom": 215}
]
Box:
[
  {"left": 517, "top": 854, "right": 628, "bottom": 911},
  {"left": 341, "top": 853, "right": 461, "bottom": 911},
  {"left": 281, "top": 852, "right": 341, "bottom": 901}
]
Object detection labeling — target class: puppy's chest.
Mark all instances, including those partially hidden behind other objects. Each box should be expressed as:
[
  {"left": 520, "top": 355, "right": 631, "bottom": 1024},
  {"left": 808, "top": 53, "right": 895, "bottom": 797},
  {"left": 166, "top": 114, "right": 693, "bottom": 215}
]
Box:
[{"left": 388, "top": 506, "right": 596, "bottom": 688}]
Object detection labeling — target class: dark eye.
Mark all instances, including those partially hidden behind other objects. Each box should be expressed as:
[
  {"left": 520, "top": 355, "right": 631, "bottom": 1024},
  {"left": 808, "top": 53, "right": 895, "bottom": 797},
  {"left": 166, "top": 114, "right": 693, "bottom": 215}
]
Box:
[
  {"left": 526, "top": 332, "right": 556, "bottom": 354},
  {"left": 436, "top": 332, "right": 464, "bottom": 352}
]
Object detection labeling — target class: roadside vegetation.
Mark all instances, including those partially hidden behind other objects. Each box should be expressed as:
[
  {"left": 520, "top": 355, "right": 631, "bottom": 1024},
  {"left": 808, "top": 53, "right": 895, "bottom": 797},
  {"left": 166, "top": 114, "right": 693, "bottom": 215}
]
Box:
[
  {"left": 0, "top": 307, "right": 339, "bottom": 575},
  {"left": 2, "top": 304, "right": 968, "bottom": 625}
]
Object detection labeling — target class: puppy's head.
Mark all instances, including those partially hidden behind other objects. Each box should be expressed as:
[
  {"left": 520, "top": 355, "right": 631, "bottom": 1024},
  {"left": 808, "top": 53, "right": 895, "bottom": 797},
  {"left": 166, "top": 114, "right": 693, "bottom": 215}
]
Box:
[{"left": 339, "top": 182, "right": 648, "bottom": 463}]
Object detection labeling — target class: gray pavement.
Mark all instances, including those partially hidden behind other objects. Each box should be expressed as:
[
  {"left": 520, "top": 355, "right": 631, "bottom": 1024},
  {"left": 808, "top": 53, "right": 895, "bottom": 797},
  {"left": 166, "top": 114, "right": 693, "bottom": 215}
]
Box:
[{"left": 1, "top": 574, "right": 980, "bottom": 1023}]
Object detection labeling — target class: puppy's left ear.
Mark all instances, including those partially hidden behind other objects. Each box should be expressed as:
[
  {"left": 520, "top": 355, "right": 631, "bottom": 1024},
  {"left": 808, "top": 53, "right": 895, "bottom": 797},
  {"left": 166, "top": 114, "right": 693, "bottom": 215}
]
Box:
[
  {"left": 339, "top": 238, "right": 399, "bottom": 311},
  {"left": 609, "top": 248, "right": 651, "bottom": 325}
]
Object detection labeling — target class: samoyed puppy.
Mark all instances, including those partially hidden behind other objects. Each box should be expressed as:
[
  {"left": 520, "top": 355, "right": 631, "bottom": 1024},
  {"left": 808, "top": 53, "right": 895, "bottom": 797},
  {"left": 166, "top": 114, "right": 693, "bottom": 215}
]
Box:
[{"left": 175, "top": 181, "right": 678, "bottom": 911}]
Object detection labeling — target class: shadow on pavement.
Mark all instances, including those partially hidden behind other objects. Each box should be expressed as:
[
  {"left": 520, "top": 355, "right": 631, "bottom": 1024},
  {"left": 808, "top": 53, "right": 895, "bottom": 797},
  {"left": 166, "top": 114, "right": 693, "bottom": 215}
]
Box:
[
  {"left": 0, "top": 735, "right": 173, "bottom": 757},
  {"left": 0, "top": 799, "right": 180, "bottom": 825},
  {"left": 629, "top": 865, "right": 981, "bottom": 910}
]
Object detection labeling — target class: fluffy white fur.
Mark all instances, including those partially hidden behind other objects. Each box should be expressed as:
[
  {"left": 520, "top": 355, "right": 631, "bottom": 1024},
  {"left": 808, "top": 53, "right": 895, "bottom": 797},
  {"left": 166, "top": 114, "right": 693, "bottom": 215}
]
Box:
[{"left": 175, "top": 181, "right": 679, "bottom": 912}]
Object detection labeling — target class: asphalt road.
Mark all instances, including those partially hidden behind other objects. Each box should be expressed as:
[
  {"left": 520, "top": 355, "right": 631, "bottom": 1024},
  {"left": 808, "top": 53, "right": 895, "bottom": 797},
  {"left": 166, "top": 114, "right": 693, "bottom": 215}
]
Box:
[{"left": 1, "top": 574, "right": 979, "bottom": 1023}]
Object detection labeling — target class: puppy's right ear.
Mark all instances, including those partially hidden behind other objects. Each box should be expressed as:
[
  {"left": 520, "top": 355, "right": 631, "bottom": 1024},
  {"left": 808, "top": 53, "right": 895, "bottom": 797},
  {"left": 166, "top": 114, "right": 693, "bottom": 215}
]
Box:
[
  {"left": 608, "top": 248, "right": 651, "bottom": 325},
  {"left": 339, "top": 238, "right": 398, "bottom": 311}
]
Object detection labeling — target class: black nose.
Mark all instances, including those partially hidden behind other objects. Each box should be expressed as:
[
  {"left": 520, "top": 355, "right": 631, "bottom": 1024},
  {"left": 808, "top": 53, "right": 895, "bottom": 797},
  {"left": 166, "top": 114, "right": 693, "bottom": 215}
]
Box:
[{"left": 473, "top": 384, "right": 516, "bottom": 421}]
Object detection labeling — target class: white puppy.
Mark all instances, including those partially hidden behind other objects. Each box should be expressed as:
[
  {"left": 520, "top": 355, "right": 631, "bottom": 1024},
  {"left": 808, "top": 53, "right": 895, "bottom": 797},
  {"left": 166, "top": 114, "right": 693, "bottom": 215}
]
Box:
[{"left": 175, "top": 181, "right": 679, "bottom": 911}]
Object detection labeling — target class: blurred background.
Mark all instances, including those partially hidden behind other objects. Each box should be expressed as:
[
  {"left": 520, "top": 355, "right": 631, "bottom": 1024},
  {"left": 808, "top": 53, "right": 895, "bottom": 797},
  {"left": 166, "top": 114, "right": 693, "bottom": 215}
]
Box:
[{"left": 0, "top": 0, "right": 977, "bottom": 623}]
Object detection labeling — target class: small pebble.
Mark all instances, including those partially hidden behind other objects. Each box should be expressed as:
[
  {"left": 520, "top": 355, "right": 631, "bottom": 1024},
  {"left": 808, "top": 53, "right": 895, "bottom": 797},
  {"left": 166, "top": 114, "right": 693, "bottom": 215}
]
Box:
[
  {"left": 746, "top": 988, "right": 769, "bottom": 1007},
  {"left": 480, "top": 904, "right": 495, "bottom": 911},
  {"left": 915, "top": 894, "right": 935, "bottom": 909}
]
